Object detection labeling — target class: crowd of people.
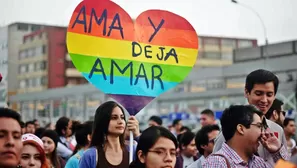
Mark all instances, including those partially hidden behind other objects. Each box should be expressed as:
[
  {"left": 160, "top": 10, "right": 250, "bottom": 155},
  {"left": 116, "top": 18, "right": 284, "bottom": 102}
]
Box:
[{"left": 0, "top": 69, "right": 297, "bottom": 168}]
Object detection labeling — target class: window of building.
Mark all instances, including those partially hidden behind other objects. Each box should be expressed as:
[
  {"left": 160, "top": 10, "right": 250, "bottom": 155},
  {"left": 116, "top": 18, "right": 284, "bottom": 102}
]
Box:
[
  {"left": 40, "top": 61, "right": 47, "bottom": 70},
  {"left": 29, "top": 63, "right": 34, "bottom": 72},
  {"left": 19, "top": 80, "right": 26, "bottom": 88},
  {"left": 42, "top": 45, "right": 47, "bottom": 54},
  {"left": 31, "top": 25, "right": 41, "bottom": 32},
  {"left": 36, "top": 77, "right": 41, "bottom": 86},
  {"left": 204, "top": 38, "right": 219, "bottom": 45},
  {"left": 17, "top": 24, "right": 29, "bottom": 31},
  {"left": 202, "top": 51, "right": 221, "bottom": 59},
  {"left": 238, "top": 40, "right": 253, "bottom": 48},
  {"left": 221, "top": 52, "right": 233, "bottom": 60},
  {"left": 19, "top": 64, "right": 27, "bottom": 73},
  {"left": 221, "top": 39, "right": 236, "bottom": 48},
  {"left": 41, "top": 76, "right": 47, "bottom": 85},
  {"left": 66, "top": 61, "right": 75, "bottom": 68},
  {"left": 35, "top": 46, "right": 42, "bottom": 55},
  {"left": 27, "top": 48, "right": 33, "bottom": 57},
  {"left": 19, "top": 50, "right": 27, "bottom": 59}
]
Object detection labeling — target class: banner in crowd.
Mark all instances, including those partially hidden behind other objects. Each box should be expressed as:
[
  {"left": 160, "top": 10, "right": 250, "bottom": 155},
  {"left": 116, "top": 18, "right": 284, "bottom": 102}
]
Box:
[{"left": 66, "top": 0, "right": 199, "bottom": 115}]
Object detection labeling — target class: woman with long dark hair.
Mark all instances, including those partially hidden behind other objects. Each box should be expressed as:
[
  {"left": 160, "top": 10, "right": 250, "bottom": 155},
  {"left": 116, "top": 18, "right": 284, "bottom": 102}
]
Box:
[
  {"left": 79, "top": 101, "right": 140, "bottom": 168},
  {"left": 129, "top": 126, "right": 178, "bottom": 168},
  {"left": 41, "top": 130, "right": 66, "bottom": 168}
]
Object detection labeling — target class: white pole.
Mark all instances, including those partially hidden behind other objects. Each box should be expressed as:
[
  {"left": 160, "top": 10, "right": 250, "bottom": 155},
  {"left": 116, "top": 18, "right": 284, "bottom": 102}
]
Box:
[{"left": 129, "top": 131, "right": 134, "bottom": 163}]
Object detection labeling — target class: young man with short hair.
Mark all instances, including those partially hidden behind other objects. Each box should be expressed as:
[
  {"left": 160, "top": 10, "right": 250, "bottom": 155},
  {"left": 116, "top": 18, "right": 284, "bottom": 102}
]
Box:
[
  {"left": 199, "top": 109, "right": 216, "bottom": 127},
  {"left": 172, "top": 119, "right": 183, "bottom": 137},
  {"left": 213, "top": 69, "right": 289, "bottom": 166},
  {"left": 265, "top": 98, "right": 285, "bottom": 127},
  {"left": 0, "top": 108, "right": 23, "bottom": 168},
  {"left": 25, "top": 120, "right": 35, "bottom": 134},
  {"left": 284, "top": 118, "right": 297, "bottom": 157},
  {"left": 187, "top": 125, "right": 220, "bottom": 168},
  {"left": 148, "top": 115, "right": 163, "bottom": 127},
  {"left": 203, "top": 105, "right": 286, "bottom": 168}
]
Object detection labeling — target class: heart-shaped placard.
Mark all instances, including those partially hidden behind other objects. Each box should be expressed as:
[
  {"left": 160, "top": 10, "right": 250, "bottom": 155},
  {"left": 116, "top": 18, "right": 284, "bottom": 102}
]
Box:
[{"left": 67, "top": 0, "right": 199, "bottom": 115}]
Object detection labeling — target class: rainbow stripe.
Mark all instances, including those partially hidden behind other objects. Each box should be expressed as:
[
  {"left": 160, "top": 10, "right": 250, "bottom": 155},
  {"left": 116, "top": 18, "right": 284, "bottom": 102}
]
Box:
[{"left": 67, "top": 0, "right": 198, "bottom": 113}]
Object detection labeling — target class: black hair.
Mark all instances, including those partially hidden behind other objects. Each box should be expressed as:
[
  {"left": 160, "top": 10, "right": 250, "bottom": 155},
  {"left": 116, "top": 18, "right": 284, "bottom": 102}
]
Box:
[
  {"left": 180, "top": 126, "right": 191, "bottom": 133},
  {"left": 71, "top": 120, "right": 81, "bottom": 136},
  {"left": 149, "top": 116, "right": 163, "bottom": 125},
  {"left": 178, "top": 131, "right": 195, "bottom": 150},
  {"left": 221, "top": 105, "right": 263, "bottom": 141},
  {"left": 41, "top": 130, "right": 61, "bottom": 168},
  {"left": 201, "top": 109, "right": 214, "bottom": 117},
  {"left": 35, "top": 127, "right": 46, "bottom": 138},
  {"left": 20, "top": 121, "right": 25, "bottom": 128},
  {"left": 90, "top": 101, "right": 126, "bottom": 149},
  {"left": 195, "top": 125, "right": 220, "bottom": 155},
  {"left": 55, "top": 116, "right": 70, "bottom": 136},
  {"left": 25, "top": 121, "right": 35, "bottom": 127},
  {"left": 129, "top": 126, "right": 178, "bottom": 168},
  {"left": 245, "top": 69, "right": 279, "bottom": 94},
  {"left": 284, "top": 118, "right": 295, "bottom": 127},
  {"left": 72, "top": 121, "right": 93, "bottom": 155},
  {"left": 0, "top": 108, "right": 22, "bottom": 128},
  {"left": 172, "top": 119, "right": 181, "bottom": 127},
  {"left": 265, "top": 98, "right": 284, "bottom": 119}
]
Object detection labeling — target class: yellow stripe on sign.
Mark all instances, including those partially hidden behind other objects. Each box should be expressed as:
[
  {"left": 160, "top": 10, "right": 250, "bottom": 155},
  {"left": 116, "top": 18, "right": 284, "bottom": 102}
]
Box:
[{"left": 67, "top": 32, "right": 198, "bottom": 67}]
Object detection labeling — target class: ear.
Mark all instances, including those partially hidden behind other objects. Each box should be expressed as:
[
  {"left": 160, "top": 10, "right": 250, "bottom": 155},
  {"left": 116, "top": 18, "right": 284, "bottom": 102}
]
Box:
[
  {"left": 201, "top": 144, "right": 208, "bottom": 150},
  {"left": 87, "top": 134, "right": 92, "bottom": 142},
  {"left": 236, "top": 124, "right": 245, "bottom": 135},
  {"left": 272, "top": 110, "right": 278, "bottom": 119},
  {"left": 62, "top": 129, "right": 66, "bottom": 135},
  {"left": 181, "top": 144, "right": 186, "bottom": 150},
  {"left": 137, "top": 150, "right": 146, "bottom": 163}
]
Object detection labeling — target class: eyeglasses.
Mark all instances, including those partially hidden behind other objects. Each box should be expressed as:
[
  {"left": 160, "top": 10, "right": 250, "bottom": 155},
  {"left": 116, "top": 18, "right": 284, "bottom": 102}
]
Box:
[
  {"left": 148, "top": 149, "right": 177, "bottom": 158},
  {"left": 250, "top": 123, "right": 265, "bottom": 132},
  {"left": 280, "top": 111, "right": 286, "bottom": 117}
]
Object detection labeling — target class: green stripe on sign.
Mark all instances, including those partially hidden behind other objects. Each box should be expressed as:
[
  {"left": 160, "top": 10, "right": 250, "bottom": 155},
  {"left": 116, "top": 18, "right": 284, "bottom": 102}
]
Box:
[{"left": 69, "top": 53, "right": 193, "bottom": 83}]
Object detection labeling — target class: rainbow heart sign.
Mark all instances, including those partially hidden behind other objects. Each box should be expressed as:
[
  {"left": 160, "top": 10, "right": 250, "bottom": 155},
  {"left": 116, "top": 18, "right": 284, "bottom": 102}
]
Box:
[{"left": 66, "top": 0, "right": 199, "bottom": 115}]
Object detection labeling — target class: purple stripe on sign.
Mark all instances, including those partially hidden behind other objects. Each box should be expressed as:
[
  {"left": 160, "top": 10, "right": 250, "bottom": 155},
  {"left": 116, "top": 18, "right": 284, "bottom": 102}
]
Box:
[{"left": 108, "top": 94, "right": 155, "bottom": 115}]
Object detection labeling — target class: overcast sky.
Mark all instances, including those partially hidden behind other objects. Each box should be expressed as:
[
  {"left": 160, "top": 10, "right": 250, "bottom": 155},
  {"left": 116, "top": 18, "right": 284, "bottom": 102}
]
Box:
[{"left": 0, "top": 0, "right": 296, "bottom": 45}]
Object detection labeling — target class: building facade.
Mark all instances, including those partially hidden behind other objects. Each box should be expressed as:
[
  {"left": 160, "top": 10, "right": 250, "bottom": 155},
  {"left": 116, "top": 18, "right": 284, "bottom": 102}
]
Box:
[
  {"left": 0, "top": 26, "right": 8, "bottom": 107},
  {"left": 196, "top": 36, "right": 257, "bottom": 67},
  {"left": 0, "top": 23, "right": 44, "bottom": 107},
  {"left": 17, "top": 26, "right": 87, "bottom": 94}
]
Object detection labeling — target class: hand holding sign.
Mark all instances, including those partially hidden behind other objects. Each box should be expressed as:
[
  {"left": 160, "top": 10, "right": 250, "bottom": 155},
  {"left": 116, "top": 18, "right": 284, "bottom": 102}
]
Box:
[{"left": 67, "top": 0, "right": 199, "bottom": 116}]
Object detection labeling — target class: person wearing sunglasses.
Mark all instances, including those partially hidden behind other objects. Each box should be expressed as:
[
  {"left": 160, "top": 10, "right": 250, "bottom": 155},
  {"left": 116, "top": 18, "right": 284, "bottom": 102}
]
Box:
[
  {"left": 187, "top": 125, "right": 220, "bottom": 168},
  {"left": 265, "top": 99, "right": 286, "bottom": 127}
]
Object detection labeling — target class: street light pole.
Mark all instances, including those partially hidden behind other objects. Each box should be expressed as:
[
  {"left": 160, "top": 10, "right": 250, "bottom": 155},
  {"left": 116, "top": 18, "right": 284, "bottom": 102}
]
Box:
[{"left": 231, "top": 0, "right": 269, "bottom": 65}]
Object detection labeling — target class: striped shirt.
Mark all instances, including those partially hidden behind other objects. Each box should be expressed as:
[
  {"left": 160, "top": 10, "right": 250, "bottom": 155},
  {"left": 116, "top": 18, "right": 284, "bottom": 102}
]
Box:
[{"left": 202, "top": 143, "right": 286, "bottom": 168}]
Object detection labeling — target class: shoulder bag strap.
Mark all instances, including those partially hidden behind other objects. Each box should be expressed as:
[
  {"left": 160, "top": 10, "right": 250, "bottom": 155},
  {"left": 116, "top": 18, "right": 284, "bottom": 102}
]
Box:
[{"left": 212, "top": 154, "right": 231, "bottom": 168}]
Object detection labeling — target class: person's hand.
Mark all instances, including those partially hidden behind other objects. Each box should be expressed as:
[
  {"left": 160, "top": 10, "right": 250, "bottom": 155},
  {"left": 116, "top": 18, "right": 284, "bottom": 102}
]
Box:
[
  {"left": 127, "top": 116, "right": 140, "bottom": 137},
  {"left": 260, "top": 129, "right": 281, "bottom": 153}
]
